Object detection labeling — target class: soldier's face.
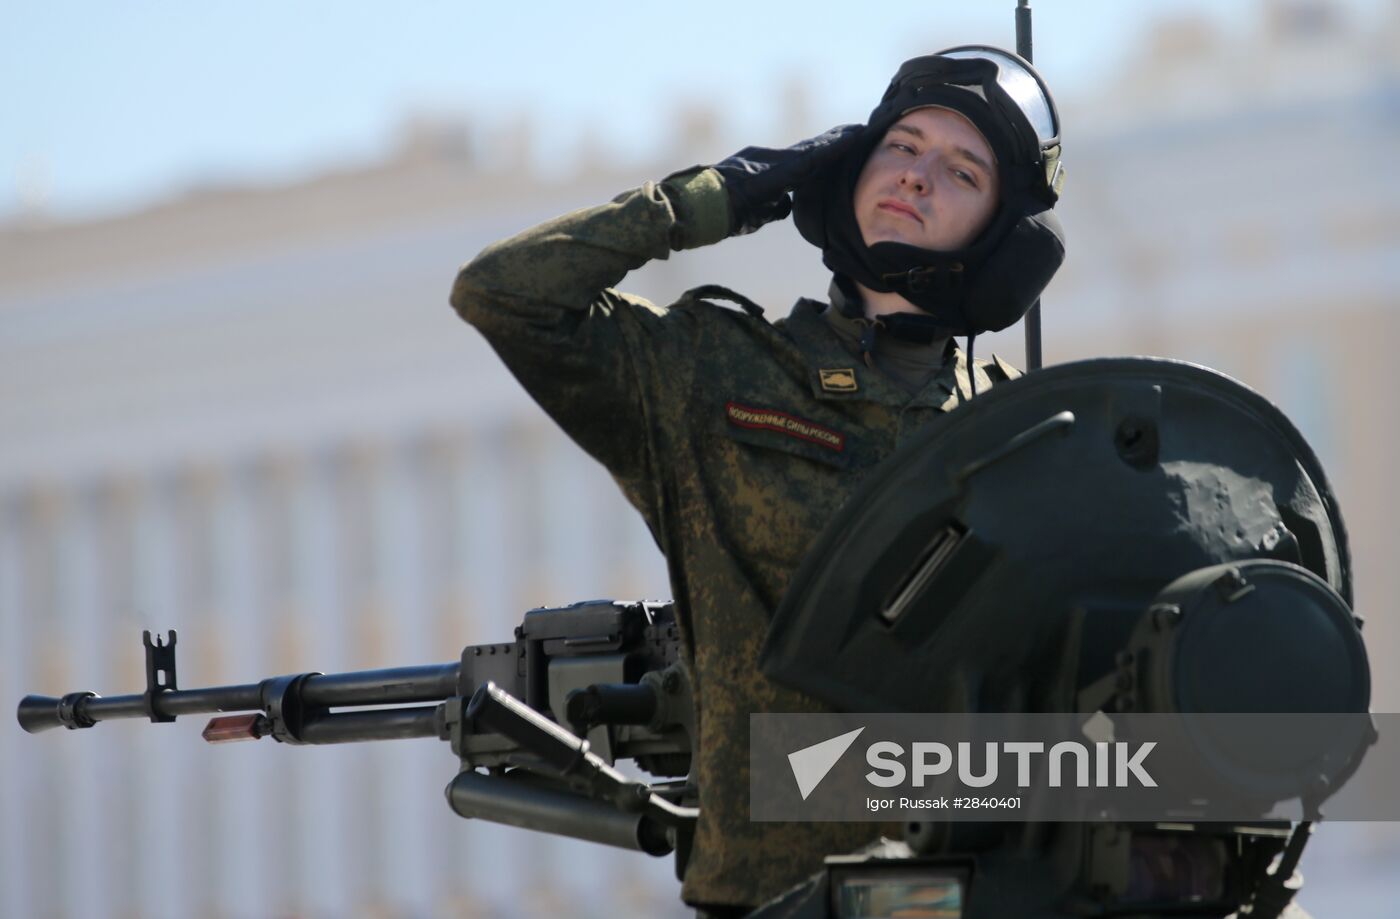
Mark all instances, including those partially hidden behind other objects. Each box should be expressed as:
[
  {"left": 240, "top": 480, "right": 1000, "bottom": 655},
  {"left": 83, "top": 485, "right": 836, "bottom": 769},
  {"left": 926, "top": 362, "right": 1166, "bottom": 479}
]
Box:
[{"left": 853, "top": 106, "right": 1000, "bottom": 252}]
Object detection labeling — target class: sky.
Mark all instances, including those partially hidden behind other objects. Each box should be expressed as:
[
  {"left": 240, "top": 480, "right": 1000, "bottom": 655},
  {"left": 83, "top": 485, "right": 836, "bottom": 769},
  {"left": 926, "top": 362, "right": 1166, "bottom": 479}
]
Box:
[{"left": 1, "top": 0, "right": 1388, "bottom": 222}]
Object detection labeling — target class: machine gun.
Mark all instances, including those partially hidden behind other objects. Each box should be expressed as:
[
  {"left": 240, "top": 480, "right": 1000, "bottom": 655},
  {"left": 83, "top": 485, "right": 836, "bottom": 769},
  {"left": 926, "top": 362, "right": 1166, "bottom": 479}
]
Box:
[{"left": 18, "top": 599, "right": 701, "bottom": 870}]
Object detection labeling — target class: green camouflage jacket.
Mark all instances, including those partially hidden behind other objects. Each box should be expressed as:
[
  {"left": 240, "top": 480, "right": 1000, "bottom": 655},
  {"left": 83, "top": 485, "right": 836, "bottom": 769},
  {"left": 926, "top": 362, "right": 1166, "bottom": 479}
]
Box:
[{"left": 451, "top": 168, "right": 1019, "bottom": 909}]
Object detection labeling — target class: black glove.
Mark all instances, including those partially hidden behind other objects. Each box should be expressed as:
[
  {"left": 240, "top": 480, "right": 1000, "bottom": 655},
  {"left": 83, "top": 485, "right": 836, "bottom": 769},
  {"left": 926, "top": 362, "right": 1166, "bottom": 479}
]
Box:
[{"left": 713, "top": 124, "right": 865, "bottom": 236}]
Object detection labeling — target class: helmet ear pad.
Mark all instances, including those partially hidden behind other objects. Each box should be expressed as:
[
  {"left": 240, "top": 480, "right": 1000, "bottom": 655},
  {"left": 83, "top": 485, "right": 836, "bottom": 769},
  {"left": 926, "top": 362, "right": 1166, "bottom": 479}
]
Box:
[
  {"left": 957, "top": 204, "right": 1065, "bottom": 333},
  {"left": 791, "top": 129, "right": 874, "bottom": 255}
]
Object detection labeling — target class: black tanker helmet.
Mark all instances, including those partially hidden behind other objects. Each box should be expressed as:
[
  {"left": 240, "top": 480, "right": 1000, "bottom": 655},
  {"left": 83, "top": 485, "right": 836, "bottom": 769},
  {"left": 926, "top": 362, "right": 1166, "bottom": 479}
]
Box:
[{"left": 792, "top": 46, "right": 1067, "bottom": 337}]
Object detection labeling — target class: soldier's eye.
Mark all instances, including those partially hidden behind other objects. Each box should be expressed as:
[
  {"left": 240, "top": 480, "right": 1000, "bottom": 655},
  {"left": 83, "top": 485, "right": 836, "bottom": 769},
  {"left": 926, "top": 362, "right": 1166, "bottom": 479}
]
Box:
[{"left": 953, "top": 169, "right": 978, "bottom": 189}]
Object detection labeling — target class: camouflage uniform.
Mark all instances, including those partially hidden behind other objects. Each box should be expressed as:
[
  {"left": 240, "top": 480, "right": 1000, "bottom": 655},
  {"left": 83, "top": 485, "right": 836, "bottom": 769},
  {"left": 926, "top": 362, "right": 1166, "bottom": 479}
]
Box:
[{"left": 451, "top": 167, "right": 1019, "bottom": 910}]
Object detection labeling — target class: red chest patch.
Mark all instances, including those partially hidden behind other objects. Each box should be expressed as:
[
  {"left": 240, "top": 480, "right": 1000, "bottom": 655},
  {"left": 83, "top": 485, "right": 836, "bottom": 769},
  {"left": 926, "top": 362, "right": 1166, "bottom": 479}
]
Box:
[{"left": 725, "top": 402, "right": 846, "bottom": 452}]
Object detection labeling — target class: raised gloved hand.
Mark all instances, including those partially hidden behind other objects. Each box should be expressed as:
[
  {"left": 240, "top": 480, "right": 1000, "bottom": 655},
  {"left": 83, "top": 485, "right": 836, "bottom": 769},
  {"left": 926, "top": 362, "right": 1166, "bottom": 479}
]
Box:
[{"left": 713, "top": 124, "right": 865, "bottom": 236}]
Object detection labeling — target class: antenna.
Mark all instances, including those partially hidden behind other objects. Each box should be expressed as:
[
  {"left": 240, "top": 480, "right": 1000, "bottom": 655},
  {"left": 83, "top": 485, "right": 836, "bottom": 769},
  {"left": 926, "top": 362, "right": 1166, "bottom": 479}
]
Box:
[{"left": 1017, "top": 0, "right": 1044, "bottom": 372}]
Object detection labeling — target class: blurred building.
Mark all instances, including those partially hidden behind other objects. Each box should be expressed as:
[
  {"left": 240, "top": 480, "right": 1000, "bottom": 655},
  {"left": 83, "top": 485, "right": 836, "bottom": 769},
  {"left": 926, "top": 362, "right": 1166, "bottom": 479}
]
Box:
[{"left": 3, "top": 2, "right": 1398, "bottom": 916}]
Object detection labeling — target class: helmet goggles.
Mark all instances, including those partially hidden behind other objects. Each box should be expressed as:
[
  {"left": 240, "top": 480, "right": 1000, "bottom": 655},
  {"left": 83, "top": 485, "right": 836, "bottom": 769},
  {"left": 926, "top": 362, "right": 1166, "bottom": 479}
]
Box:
[{"left": 875, "top": 46, "right": 1064, "bottom": 202}]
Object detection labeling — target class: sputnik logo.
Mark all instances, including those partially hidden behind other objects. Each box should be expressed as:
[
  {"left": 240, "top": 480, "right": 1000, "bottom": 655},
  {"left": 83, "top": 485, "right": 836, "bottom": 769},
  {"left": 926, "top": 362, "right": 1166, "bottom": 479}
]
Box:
[{"left": 787, "top": 727, "right": 865, "bottom": 800}]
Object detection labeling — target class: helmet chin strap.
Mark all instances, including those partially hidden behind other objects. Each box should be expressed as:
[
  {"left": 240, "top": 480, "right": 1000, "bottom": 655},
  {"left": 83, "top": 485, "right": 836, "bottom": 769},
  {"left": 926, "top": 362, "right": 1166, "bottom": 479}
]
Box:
[{"left": 880, "top": 260, "right": 968, "bottom": 304}]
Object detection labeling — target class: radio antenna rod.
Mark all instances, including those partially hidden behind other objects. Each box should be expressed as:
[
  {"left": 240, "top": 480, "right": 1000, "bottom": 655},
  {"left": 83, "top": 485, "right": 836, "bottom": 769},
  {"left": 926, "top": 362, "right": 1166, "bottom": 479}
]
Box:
[{"left": 1017, "top": 0, "right": 1044, "bottom": 372}]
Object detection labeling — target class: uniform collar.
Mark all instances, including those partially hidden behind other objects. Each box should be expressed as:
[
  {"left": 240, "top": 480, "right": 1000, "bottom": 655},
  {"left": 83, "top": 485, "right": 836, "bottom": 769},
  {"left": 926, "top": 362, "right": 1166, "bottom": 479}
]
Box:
[{"left": 781, "top": 299, "right": 990, "bottom": 410}]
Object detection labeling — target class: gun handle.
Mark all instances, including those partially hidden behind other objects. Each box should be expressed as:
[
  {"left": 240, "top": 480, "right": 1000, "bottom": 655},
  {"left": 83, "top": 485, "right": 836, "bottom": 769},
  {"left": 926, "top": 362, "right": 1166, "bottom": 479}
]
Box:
[{"left": 466, "top": 681, "right": 588, "bottom": 774}]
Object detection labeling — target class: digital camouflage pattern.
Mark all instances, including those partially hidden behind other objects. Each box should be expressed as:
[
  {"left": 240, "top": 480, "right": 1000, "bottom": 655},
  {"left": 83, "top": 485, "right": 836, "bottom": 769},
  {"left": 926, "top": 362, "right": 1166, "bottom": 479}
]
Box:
[{"left": 451, "top": 170, "right": 1019, "bottom": 909}]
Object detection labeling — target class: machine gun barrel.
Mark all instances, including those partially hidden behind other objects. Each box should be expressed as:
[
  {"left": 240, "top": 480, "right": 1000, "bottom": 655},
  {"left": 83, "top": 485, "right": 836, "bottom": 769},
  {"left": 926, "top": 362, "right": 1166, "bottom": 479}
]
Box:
[
  {"left": 19, "top": 683, "right": 260, "bottom": 733},
  {"left": 18, "top": 655, "right": 461, "bottom": 738}
]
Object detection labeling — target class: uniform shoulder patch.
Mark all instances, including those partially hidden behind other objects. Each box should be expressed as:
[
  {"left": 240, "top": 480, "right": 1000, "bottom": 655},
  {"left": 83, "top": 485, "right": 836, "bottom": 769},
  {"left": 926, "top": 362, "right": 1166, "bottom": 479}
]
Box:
[
  {"left": 818, "top": 368, "right": 859, "bottom": 393},
  {"left": 676, "top": 284, "right": 768, "bottom": 321},
  {"left": 725, "top": 402, "right": 846, "bottom": 452}
]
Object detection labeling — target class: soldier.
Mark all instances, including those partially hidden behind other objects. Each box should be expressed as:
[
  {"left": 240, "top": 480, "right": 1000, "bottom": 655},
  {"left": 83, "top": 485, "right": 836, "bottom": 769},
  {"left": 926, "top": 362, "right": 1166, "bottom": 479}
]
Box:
[{"left": 452, "top": 46, "right": 1066, "bottom": 916}]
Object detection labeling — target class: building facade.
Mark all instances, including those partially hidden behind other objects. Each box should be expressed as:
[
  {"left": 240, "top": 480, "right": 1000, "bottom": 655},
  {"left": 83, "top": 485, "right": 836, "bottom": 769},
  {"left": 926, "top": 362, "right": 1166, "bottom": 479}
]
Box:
[{"left": 3, "top": 4, "right": 1398, "bottom": 915}]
